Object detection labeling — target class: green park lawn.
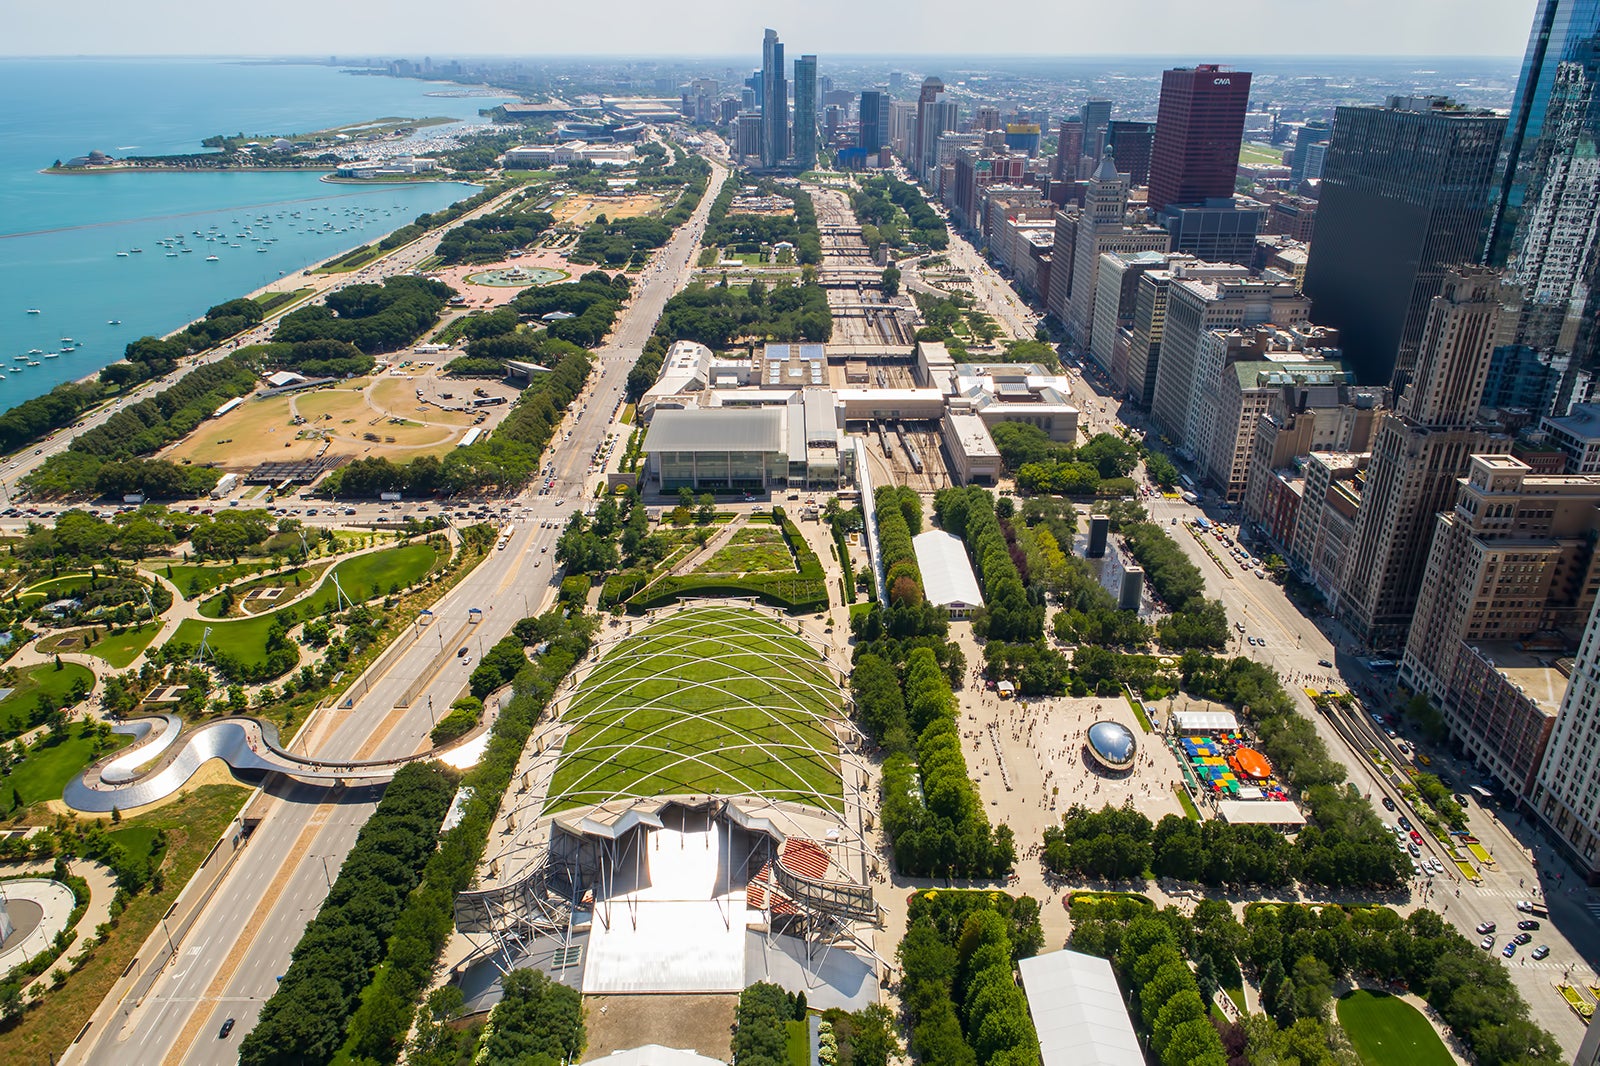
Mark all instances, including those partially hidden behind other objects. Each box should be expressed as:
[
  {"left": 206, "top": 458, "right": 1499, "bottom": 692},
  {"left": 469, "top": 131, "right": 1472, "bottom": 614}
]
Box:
[
  {"left": 168, "top": 542, "right": 439, "bottom": 669},
  {"left": 197, "top": 562, "right": 331, "bottom": 619},
  {"left": 1239, "top": 142, "right": 1285, "bottom": 165},
  {"left": 546, "top": 605, "right": 842, "bottom": 814},
  {"left": 1336, "top": 990, "right": 1453, "bottom": 1066},
  {"left": 37, "top": 623, "right": 161, "bottom": 669},
  {"left": 0, "top": 661, "right": 96, "bottom": 736},
  {"left": 699, "top": 526, "right": 795, "bottom": 575},
  {"left": 158, "top": 560, "right": 276, "bottom": 600},
  {"left": 0, "top": 720, "right": 128, "bottom": 808}
]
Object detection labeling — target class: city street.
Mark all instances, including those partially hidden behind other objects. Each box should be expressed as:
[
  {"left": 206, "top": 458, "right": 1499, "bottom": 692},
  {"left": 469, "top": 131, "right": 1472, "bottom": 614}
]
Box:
[{"left": 67, "top": 153, "right": 729, "bottom": 1066}]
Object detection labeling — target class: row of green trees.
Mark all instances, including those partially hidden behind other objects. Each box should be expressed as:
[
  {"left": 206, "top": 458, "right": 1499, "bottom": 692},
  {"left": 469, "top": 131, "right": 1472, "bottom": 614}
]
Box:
[
  {"left": 23, "top": 356, "right": 262, "bottom": 498},
  {"left": 273, "top": 275, "right": 452, "bottom": 354},
  {"left": 651, "top": 274, "right": 833, "bottom": 351},
  {"left": 1043, "top": 803, "right": 1297, "bottom": 887},
  {"left": 435, "top": 208, "right": 556, "bottom": 265},
  {"left": 343, "top": 610, "right": 596, "bottom": 1064},
  {"left": 508, "top": 269, "right": 631, "bottom": 348},
  {"left": 879, "top": 649, "right": 1015, "bottom": 878},
  {"left": 850, "top": 175, "right": 949, "bottom": 254},
  {"left": 935, "top": 487, "right": 1043, "bottom": 644},
  {"left": 239, "top": 761, "right": 458, "bottom": 1065},
  {"left": 898, "top": 890, "right": 1043, "bottom": 1066},
  {"left": 703, "top": 176, "right": 822, "bottom": 264}
]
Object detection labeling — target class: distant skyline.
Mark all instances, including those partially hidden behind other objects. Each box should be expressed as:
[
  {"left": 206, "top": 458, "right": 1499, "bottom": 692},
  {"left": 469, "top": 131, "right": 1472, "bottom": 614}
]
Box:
[{"left": 9, "top": 0, "right": 1536, "bottom": 59}]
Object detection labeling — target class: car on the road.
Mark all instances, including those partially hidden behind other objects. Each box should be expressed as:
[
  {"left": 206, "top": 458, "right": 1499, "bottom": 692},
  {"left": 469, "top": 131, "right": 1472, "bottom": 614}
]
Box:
[
  {"left": 1502, "top": 942, "right": 1517, "bottom": 958},
  {"left": 1533, "top": 945, "right": 1550, "bottom": 960},
  {"left": 1247, "top": 636, "right": 1258, "bottom": 646},
  {"left": 1382, "top": 796, "right": 1396, "bottom": 811},
  {"left": 1476, "top": 921, "right": 1497, "bottom": 935},
  {"left": 219, "top": 1018, "right": 236, "bottom": 1039},
  {"left": 1409, "top": 829, "right": 1424, "bottom": 844},
  {"left": 1318, "top": 658, "right": 1334, "bottom": 668},
  {"left": 1408, "top": 842, "right": 1421, "bottom": 857},
  {"left": 1514, "top": 932, "right": 1533, "bottom": 945},
  {"left": 1481, "top": 935, "right": 1496, "bottom": 950},
  {"left": 1518, "top": 919, "right": 1541, "bottom": 931},
  {"left": 1398, "top": 815, "right": 1412, "bottom": 830}
]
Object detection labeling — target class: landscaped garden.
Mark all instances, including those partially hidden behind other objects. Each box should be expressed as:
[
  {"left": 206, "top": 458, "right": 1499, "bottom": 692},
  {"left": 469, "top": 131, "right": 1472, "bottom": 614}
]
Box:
[
  {"left": 1336, "top": 990, "right": 1453, "bottom": 1066},
  {"left": 545, "top": 604, "right": 842, "bottom": 813},
  {"left": 0, "top": 661, "right": 95, "bottom": 737},
  {"left": 0, "top": 719, "right": 127, "bottom": 808},
  {"left": 167, "top": 541, "right": 441, "bottom": 672},
  {"left": 698, "top": 522, "right": 797, "bottom": 575},
  {"left": 37, "top": 622, "right": 162, "bottom": 669}
]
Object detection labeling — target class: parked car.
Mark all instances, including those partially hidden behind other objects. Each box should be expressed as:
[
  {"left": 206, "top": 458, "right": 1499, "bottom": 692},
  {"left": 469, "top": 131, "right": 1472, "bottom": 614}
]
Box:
[
  {"left": 1480, "top": 935, "right": 1496, "bottom": 950},
  {"left": 1518, "top": 920, "right": 1541, "bottom": 931},
  {"left": 1382, "top": 797, "right": 1396, "bottom": 811},
  {"left": 1514, "top": 932, "right": 1533, "bottom": 945},
  {"left": 1318, "top": 658, "right": 1334, "bottom": 667},
  {"left": 1533, "top": 945, "right": 1550, "bottom": 960},
  {"left": 1476, "top": 921, "right": 1497, "bottom": 935},
  {"left": 1502, "top": 942, "right": 1517, "bottom": 958}
]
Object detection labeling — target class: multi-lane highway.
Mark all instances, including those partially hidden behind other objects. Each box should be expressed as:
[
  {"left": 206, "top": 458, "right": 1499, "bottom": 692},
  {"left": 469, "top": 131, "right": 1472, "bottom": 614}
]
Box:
[{"left": 67, "top": 154, "right": 728, "bottom": 1066}]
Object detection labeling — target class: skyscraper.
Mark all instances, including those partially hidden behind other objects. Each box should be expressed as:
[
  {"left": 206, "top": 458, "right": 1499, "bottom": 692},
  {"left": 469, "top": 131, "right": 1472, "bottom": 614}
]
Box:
[
  {"left": 760, "top": 29, "right": 789, "bottom": 169},
  {"left": 1532, "top": 592, "right": 1600, "bottom": 879},
  {"left": 1302, "top": 96, "right": 1505, "bottom": 391},
  {"left": 1336, "top": 267, "right": 1505, "bottom": 644},
  {"left": 1289, "top": 119, "right": 1330, "bottom": 185},
  {"left": 1148, "top": 65, "right": 1251, "bottom": 212},
  {"left": 1080, "top": 98, "right": 1113, "bottom": 161},
  {"left": 1506, "top": 39, "right": 1600, "bottom": 411},
  {"left": 793, "top": 54, "right": 818, "bottom": 170},
  {"left": 1105, "top": 120, "right": 1155, "bottom": 186},
  {"left": 1489, "top": 0, "right": 1600, "bottom": 264},
  {"left": 913, "top": 77, "right": 945, "bottom": 179},
  {"left": 1053, "top": 118, "right": 1084, "bottom": 180},
  {"left": 858, "top": 91, "right": 886, "bottom": 154}
]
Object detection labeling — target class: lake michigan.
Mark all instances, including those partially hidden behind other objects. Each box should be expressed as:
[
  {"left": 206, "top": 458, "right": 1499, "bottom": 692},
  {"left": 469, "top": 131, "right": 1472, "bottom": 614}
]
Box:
[{"left": 0, "top": 57, "right": 496, "bottom": 408}]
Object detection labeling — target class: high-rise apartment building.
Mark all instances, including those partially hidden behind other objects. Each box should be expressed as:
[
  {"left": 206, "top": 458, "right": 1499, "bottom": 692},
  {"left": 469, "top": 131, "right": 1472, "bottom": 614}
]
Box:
[
  {"left": 1080, "top": 98, "right": 1113, "bottom": 161},
  {"left": 1148, "top": 65, "right": 1252, "bottom": 212},
  {"left": 1506, "top": 41, "right": 1600, "bottom": 412},
  {"left": 1402, "top": 454, "right": 1600, "bottom": 795},
  {"left": 858, "top": 91, "right": 886, "bottom": 154},
  {"left": 1490, "top": 0, "right": 1600, "bottom": 264},
  {"left": 1125, "top": 259, "right": 1249, "bottom": 409},
  {"left": 913, "top": 77, "right": 945, "bottom": 178},
  {"left": 760, "top": 29, "right": 789, "bottom": 169},
  {"left": 1532, "top": 591, "right": 1600, "bottom": 880},
  {"left": 1200, "top": 327, "right": 1350, "bottom": 503},
  {"left": 1337, "top": 267, "right": 1506, "bottom": 644},
  {"left": 1064, "top": 156, "right": 1171, "bottom": 353},
  {"left": 1106, "top": 120, "right": 1155, "bottom": 186},
  {"left": 1054, "top": 118, "right": 1085, "bottom": 181},
  {"left": 1302, "top": 97, "right": 1505, "bottom": 391},
  {"left": 1149, "top": 273, "right": 1309, "bottom": 455},
  {"left": 792, "top": 54, "right": 818, "bottom": 170},
  {"left": 1289, "top": 119, "right": 1330, "bottom": 185}
]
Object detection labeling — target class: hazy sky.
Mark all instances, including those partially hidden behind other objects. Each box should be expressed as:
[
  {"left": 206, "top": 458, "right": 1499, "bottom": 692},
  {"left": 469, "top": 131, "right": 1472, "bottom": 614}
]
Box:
[{"left": 8, "top": 0, "right": 1537, "bottom": 58}]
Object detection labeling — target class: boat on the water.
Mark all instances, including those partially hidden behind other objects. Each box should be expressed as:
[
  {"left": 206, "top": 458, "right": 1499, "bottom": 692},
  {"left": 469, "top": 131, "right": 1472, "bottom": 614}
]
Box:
[
  {"left": 116, "top": 251, "right": 129, "bottom": 258},
  {"left": 206, "top": 255, "right": 219, "bottom": 262},
  {"left": 108, "top": 319, "right": 120, "bottom": 325},
  {"left": 25, "top": 309, "right": 40, "bottom": 314}
]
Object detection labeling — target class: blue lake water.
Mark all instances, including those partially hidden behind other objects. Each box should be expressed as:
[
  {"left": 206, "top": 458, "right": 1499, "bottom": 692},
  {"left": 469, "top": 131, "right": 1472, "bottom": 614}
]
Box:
[{"left": 0, "top": 58, "right": 499, "bottom": 408}]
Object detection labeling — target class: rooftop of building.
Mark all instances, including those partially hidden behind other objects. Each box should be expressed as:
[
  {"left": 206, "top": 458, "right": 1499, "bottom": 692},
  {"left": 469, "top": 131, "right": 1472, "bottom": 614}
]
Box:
[
  {"left": 1543, "top": 403, "right": 1600, "bottom": 441},
  {"left": 1464, "top": 642, "right": 1575, "bottom": 719},
  {"left": 945, "top": 411, "right": 1001, "bottom": 457},
  {"left": 642, "top": 407, "right": 784, "bottom": 453}
]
